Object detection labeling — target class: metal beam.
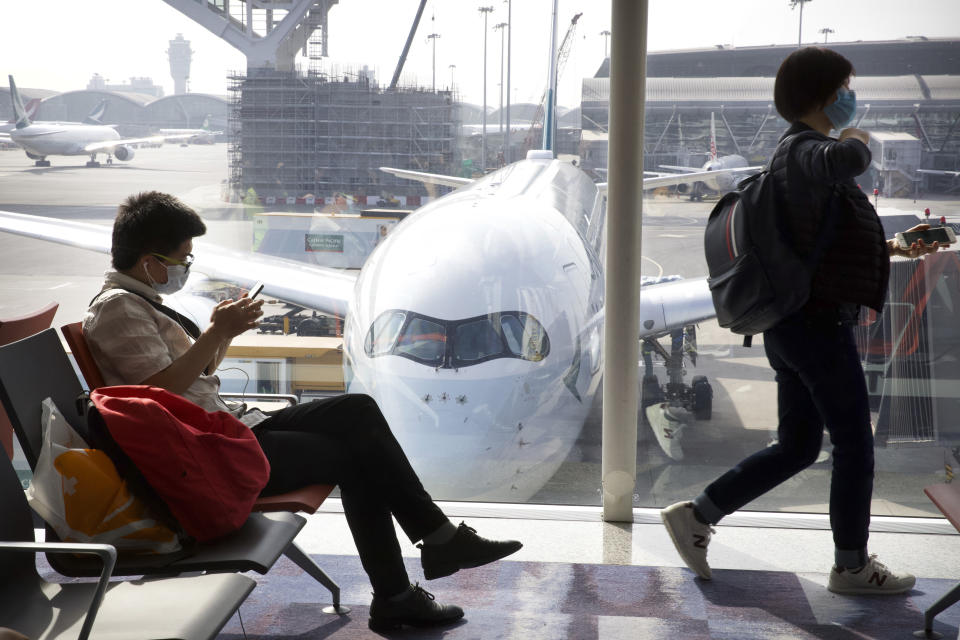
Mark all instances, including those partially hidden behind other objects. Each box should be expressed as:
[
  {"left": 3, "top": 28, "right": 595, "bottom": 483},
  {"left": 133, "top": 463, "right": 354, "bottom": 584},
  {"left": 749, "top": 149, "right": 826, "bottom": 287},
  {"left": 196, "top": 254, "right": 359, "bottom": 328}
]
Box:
[
  {"left": 389, "top": 0, "right": 428, "bottom": 90},
  {"left": 719, "top": 107, "right": 741, "bottom": 155},
  {"left": 602, "top": 0, "right": 648, "bottom": 522},
  {"left": 159, "top": 0, "right": 333, "bottom": 71}
]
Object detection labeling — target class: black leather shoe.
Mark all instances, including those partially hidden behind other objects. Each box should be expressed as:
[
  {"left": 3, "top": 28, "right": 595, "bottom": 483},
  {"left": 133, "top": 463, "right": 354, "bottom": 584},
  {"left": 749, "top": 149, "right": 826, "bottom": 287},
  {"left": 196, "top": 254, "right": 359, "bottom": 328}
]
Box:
[
  {"left": 368, "top": 583, "right": 464, "bottom": 632},
  {"left": 419, "top": 522, "right": 523, "bottom": 580}
]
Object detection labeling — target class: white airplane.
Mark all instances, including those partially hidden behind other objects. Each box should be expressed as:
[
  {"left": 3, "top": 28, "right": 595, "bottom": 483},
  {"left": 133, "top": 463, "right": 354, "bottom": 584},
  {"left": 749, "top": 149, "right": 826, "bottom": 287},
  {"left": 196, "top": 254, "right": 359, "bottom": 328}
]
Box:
[
  {"left": 0, "top": 151, "right": 728, "bottom": 500},
  {"left": 653, "top": 112, "right": 763, "bottom": 200},
  {"left": 0, "top": 76, "right": 193, "bottom": 167},
  {"left": 0, "top": 98, "right": 109, "bottom": 135},
  {"left": 158, "top": 114, "right": 222, "bottom": 145}
]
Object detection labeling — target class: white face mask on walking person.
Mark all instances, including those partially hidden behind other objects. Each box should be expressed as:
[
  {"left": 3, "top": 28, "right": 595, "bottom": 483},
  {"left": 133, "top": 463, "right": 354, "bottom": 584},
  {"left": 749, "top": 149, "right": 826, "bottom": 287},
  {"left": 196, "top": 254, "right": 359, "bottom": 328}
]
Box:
[{"left": 144, "top": 252, "right": 193, "bottom": 295}]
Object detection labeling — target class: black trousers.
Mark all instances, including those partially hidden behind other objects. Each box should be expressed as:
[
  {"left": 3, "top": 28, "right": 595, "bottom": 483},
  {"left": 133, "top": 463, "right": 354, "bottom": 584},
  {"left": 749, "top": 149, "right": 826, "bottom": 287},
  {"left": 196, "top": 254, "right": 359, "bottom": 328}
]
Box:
[
  {"left": 252, "top": 393, "right": 448, "bottom": 595},
  {"left": 697, "top": 314, "right": 874, "bottom": 568}
]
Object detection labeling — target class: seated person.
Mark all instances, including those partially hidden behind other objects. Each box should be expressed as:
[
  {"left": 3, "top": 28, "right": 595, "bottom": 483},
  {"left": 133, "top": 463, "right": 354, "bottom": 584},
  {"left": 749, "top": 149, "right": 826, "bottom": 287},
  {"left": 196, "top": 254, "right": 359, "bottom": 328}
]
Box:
[{"left": 83, "top": 191, "right": 522, "bottom": 631}]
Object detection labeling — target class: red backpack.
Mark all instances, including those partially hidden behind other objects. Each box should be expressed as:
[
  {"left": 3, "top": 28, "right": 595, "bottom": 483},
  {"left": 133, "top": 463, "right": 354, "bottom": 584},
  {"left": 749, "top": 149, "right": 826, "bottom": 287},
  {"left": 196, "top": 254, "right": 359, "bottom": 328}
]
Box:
[{"left": 87, "top": 386, "right": 270, "bottom": 542}]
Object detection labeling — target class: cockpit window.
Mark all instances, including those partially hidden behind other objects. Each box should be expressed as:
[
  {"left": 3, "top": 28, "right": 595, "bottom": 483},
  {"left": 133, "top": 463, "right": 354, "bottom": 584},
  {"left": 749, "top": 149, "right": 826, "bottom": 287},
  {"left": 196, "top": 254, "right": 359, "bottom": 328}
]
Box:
[
  {"left": 394, "top": 317, "right": 446, "bottom": 366},
  {"left": 500, "top": 313, "right": 547, "bottom": 362},
  {"left": 453, "top": 318, "right": 504, "bottom": 363},
  {"left": 364, "top": 310, "right": 550, "bottom": 368},
  {"left": 364, "top": 310, "right": 406, "bottom": 356}
]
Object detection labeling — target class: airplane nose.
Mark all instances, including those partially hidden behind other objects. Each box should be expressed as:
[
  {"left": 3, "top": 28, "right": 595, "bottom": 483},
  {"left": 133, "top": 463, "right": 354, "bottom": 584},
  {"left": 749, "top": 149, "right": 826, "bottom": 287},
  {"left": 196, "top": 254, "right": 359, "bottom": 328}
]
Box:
[{"left": 368, "top": 371, "right": 579, "bottom": 501}]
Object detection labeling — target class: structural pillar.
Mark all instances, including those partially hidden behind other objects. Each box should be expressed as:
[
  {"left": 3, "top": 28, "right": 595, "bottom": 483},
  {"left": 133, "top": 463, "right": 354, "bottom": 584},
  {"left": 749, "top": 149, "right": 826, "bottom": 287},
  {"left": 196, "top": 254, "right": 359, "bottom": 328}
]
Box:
[{"left": 602, "top": 0, "right": 648, "bottom": 522}]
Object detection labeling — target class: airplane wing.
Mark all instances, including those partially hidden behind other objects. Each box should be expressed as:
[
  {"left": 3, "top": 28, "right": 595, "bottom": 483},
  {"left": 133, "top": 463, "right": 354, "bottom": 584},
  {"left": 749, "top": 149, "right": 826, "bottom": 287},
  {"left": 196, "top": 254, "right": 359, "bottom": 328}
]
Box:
[
  {"left": 84, "top": 133, "right": 195, "bottom": 152},
  {"left": 658, "top": 164, "right": 703, "bottom": 173},
  {"left": 0, "top": 210, "right": 356, "bottom": 317},
  {"left": 917, "top": 169, "right": 960, "bottom": 178},
  {"left": 641, "top": 166, "right": 763, "bottom": 190},
  {"left": 379, "top": 167, "right": 474, "bottom": 189},
  {"left": 594, "top": 165, "right": 764, "bottom": 196}
]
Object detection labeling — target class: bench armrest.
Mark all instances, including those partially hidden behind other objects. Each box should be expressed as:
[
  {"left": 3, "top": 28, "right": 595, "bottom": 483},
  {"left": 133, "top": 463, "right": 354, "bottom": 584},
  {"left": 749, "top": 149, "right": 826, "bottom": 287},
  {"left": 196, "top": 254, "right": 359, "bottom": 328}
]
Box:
[
  {"left": 221, "top": 392, "right": 299, "bottom": 406},
  {"left": 0, "top": 541, "right": 117, "bottom": 640}
]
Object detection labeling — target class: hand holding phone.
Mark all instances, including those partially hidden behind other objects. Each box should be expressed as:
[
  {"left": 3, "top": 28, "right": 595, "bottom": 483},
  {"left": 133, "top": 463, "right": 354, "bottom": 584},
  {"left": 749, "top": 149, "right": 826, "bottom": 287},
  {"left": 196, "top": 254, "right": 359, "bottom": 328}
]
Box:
[
  {"left": 248, "top": 282, "right": 265, "bottom": 300},
  {"left": 895, "top": 225, "right": 955, "bottom": 250}
]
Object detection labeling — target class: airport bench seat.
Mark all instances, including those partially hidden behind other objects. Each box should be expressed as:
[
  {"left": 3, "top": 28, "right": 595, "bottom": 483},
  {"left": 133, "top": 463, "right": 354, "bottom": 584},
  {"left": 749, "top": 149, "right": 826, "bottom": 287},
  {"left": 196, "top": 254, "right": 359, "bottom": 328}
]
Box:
[
  {"left": 917, "top": 482, "right": 960, "bottom": 638},
  {"left": 0, "top": 328, "right": 346, "bottom": 612},
  {"left": 0, "top": 302, "right": 59, "bottom": 459},
  {"left": 0, "top": 446, "right": 256, "bottom": 640}
]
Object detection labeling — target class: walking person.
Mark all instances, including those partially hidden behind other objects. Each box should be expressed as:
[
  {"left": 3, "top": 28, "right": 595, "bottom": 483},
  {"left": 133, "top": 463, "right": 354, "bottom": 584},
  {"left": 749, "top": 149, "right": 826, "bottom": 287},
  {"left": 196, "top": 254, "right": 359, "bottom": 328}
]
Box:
[{"left": 661, "top": 47, "right": 947, "bottom": 594}]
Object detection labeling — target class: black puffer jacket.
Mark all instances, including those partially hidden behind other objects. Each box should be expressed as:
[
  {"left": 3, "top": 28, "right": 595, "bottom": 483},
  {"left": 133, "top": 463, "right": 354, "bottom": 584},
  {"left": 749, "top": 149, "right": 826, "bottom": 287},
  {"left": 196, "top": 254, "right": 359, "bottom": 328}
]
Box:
[{"left": 769, "top": 122, "right": 889, "bottom": 320}]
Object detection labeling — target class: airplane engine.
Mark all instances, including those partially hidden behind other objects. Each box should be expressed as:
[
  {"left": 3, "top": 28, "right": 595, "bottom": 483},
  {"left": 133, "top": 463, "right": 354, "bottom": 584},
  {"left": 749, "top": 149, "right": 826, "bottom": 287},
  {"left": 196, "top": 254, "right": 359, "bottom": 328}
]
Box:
[
  {"left": 675, "top": 183, "right": 689, "bottom": 194},
  {"left": 114, "top": 145, "right": 135, "bottom": 161}
]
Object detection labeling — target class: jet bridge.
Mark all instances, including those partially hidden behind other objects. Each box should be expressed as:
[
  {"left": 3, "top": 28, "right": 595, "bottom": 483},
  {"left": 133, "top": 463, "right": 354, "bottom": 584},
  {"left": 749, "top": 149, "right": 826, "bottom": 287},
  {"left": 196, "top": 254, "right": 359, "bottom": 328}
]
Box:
[
  {"left": 159, "top": 0, "right": 338, "bottom": 72},
  {"left": 868, "top": 131, "right": 922, "bottom": 198}
]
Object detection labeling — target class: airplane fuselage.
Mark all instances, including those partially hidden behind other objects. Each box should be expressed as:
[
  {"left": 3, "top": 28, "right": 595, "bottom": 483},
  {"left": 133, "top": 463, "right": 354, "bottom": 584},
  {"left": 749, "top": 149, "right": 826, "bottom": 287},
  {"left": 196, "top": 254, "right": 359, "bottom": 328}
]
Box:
[
  {"left": 9, "top": 123, "right": 121, "bottom": 158},
  {"left": 701, "top": 154, "right": 749, "bottom": 192}
]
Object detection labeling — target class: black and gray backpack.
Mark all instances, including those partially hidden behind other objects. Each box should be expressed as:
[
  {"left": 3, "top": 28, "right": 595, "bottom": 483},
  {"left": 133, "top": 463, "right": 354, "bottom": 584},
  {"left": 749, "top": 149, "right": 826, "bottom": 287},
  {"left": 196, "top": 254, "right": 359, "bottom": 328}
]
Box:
[{"left": 704, "top": 132, "right": 840, "bottom": 346}]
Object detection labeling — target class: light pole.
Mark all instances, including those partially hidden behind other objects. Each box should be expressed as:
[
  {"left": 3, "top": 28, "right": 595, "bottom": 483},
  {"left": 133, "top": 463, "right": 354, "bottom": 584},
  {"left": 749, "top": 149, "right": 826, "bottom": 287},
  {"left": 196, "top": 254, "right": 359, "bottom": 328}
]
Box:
[
  {"left": 600, "top": 29, "right": 611, "bottom": 59},
  {"left": 504, "top": 0, "right": 512, "bottom": 163},
  {"left": 479, "top": 5, "right": 494, "bottom": 172},
  {"left": 448, "top": 64, "right": 456, "bottom": 90},
  {"left": 819, "top": 27, "right": 834, "bottom": 43},
  {"left": 426, "top": 32, "right": 441, "bottom": 92},
  {"left": 789, "top": 0, "right": 813, "bottom": 48},
  {"left": 494, "top": 22, "right": 507, "bottom": 133}
]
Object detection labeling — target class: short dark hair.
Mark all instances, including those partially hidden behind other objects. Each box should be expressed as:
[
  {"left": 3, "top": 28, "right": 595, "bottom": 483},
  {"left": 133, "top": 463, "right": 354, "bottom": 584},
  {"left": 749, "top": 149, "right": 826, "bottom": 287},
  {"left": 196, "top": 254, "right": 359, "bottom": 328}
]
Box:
[
  {"left": 111, "top": 191, "right": 206, "bottom": 270},
  {"left": 774, "top": 47, "right": 855, "bottom": 123}
]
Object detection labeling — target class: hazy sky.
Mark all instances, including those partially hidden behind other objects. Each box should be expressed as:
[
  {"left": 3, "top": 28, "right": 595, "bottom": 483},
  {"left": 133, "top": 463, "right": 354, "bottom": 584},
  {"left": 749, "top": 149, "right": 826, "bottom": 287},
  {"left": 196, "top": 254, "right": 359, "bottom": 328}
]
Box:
[{"left": 3, "top": 0, "right": 958, "bottom": 107}]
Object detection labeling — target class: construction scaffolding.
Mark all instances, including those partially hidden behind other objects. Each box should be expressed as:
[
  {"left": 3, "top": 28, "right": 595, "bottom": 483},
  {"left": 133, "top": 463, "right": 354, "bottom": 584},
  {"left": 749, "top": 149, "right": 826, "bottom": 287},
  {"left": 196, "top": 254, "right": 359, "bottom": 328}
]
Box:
[{"left": 228, "top": 65, "right": 458, "bottom": 205}]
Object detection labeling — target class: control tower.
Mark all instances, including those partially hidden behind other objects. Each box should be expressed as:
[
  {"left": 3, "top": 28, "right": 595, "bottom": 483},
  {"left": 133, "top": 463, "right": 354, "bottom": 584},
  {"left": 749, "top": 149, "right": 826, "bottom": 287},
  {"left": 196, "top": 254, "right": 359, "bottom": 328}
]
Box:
[{"left": 167, "top": 33, "right": 192, "bottom": 95}]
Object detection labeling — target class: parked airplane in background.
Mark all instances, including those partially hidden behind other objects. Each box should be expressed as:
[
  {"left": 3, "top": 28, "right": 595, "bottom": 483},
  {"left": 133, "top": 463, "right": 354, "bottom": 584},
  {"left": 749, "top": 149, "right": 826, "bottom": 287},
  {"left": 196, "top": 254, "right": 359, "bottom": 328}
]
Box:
[
  {"left": 159, "top": 114, "right": 222, "bottom": 145},
  {"left": 1, "top": 98, "right": 109, "bottom": 135},
  {"left": 653, "top": 112, "right": 762, "bottom": 200},
  {"left": 0, "top": 76, "right": 192, "bottom": 167},
  {"left": 0, "top": 150, "right": 723, "bottom": 500}
]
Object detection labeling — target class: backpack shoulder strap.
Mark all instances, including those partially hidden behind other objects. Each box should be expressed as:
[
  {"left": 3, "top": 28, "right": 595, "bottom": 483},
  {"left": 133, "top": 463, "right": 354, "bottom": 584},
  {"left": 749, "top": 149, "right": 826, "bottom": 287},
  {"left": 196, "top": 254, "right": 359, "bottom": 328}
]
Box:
[{"left": 90, "top": 288, "right": 202, "bottom": 340}]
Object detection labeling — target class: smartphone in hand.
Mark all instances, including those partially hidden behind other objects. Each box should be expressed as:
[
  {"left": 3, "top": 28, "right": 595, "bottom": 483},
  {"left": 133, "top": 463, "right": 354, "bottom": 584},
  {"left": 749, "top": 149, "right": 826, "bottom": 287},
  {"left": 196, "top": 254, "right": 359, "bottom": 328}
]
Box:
[
  {"left": 248, "top": 282, "right": 265, "bottom": 299},
  {"left": 896, "top": 226, "right": 955, "bottom": 249}
]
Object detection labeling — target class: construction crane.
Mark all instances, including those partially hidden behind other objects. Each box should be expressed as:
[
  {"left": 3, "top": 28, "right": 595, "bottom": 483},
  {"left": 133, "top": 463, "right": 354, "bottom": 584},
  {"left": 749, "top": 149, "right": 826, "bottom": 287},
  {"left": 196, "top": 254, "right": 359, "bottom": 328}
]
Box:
[{"left": 524, "top": 12, "right": 582, "bottom": 153}]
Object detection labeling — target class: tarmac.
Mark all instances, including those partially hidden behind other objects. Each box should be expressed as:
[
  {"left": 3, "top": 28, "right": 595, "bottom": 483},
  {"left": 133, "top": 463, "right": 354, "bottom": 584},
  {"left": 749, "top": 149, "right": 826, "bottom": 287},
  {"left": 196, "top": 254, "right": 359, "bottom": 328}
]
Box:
[{"left": 1, "top": 143, "right": 958, "bottom": 518}]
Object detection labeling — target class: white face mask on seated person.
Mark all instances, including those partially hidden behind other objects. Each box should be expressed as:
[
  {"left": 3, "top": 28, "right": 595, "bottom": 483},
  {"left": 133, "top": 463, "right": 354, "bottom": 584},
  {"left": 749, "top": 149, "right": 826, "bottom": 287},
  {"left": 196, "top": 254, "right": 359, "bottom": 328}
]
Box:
[{"left": 144, "top": 252, "right": 192, "bottom": 295}]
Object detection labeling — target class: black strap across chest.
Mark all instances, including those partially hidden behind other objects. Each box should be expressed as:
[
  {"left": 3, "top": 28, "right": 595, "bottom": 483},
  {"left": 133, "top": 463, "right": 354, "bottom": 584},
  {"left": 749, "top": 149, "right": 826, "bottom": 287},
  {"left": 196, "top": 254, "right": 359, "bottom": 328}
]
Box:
[{"left": 91, "top": 288, "right": 202, "bottom": 340}]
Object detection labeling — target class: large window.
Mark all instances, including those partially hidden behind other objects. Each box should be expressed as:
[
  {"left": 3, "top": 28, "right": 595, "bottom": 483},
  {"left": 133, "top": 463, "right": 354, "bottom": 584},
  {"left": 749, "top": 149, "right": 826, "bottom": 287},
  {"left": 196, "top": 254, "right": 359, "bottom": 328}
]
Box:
[{"left": 2, "top": 0, "right": 958, "bottom": 521}]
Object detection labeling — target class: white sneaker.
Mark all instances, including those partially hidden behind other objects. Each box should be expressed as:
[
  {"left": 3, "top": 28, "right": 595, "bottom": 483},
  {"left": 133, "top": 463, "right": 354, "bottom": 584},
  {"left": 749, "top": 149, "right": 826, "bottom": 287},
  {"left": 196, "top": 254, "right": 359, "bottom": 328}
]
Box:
[
  {"left": 827, "top": 554, "right": 916, "bottom": 595},
  {"left": 661, "top": 501, "right": 714, "bottom": 579}
]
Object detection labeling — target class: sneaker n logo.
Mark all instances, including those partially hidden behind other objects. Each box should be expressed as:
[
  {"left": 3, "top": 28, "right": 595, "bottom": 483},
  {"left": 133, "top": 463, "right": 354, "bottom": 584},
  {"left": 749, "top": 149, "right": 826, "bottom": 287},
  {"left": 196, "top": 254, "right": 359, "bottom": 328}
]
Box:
[
  {"left": 693, "top": 534, "right": 708, "bottom": 549},
  {"left": 868, "top": 572, "right": 887, "bottom": 586}
]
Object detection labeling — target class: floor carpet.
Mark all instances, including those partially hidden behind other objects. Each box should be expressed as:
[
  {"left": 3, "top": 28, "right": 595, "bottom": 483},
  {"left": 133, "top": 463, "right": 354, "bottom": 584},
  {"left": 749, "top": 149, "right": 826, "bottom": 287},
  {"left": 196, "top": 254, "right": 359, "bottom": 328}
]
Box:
[{"left": 214, "top": 554, "right": 960, "bottom": 639}]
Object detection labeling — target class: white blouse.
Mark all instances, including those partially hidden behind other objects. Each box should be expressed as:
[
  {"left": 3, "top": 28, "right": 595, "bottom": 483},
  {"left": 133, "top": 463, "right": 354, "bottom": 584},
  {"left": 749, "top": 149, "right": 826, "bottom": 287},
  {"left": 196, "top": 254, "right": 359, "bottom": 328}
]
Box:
[{"left": 83, "top": 271, "right": 242, "bottom": 418}]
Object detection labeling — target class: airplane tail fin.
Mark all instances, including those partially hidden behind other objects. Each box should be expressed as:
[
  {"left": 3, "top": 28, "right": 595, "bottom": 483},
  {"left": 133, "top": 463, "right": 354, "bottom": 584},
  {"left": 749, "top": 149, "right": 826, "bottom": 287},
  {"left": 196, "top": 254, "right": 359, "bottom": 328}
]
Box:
[
  {"left": 8, "top": 75, "right": 31, "bottom": 128},
  {"left": 709, "top": 112, "right": 718, "bottom": 161},
  {"left": 83, "top": 99, "right": 108, "bottom": 125},
  {"left": 23, "top": 98, "right": 40, "bottom": 122}
]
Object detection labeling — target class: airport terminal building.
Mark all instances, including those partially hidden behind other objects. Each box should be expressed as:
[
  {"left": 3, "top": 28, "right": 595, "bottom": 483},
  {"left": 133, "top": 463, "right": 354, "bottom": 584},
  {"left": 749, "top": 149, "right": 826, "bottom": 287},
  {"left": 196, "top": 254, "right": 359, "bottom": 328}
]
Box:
[{"left": 581, "top": 38, "right": 960, "bottom": 195}]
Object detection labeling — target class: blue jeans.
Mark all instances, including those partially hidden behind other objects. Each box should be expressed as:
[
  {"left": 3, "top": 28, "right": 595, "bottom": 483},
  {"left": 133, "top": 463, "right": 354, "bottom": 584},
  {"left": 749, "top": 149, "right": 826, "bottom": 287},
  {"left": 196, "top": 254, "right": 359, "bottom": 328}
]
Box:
[{"left": 693, "top": 313, "right": 874, "bottom": 568}]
